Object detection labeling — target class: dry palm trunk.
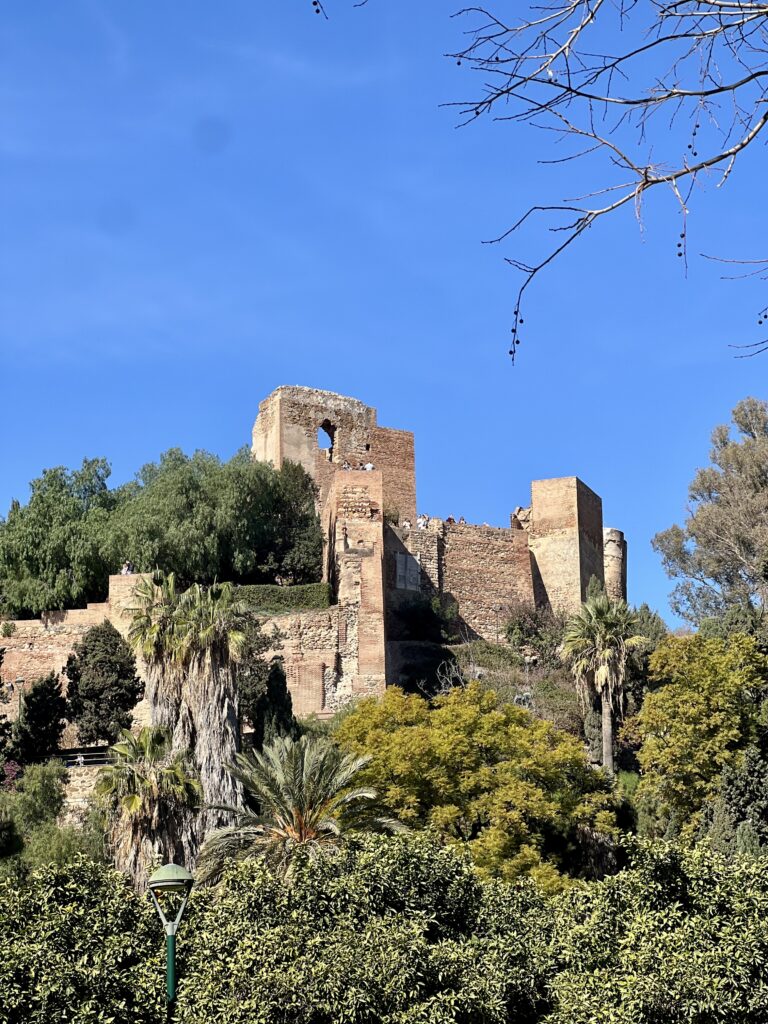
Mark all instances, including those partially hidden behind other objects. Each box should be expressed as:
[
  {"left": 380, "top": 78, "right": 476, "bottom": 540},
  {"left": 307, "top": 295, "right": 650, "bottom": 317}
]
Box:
[
  {"left": 144, "top": 656, "right": 242, "bottom": 855},
  {"left": 176, "top": 658, "right": 243, "bottom": 842},
  {"left": 111, "top": 807, "right": 197, "bottom": 889}
]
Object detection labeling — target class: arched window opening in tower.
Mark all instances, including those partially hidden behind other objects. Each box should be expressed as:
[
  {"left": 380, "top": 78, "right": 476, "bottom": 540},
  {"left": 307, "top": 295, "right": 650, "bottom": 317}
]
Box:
[{"left": 317, "top": 421, "right": 335, "bottom": 462}]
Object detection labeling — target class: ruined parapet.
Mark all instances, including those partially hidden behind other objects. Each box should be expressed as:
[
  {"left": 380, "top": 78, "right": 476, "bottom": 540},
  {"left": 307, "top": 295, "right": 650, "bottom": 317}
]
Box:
[
  {"left": 252, "top": 386, "right": 416, "bottom": 526},
  {"left": 603, "top": 527, "right": 628, "bottom": 602},
  {"left": 529, "top": 477, "right": 605, "bottom": 614}
]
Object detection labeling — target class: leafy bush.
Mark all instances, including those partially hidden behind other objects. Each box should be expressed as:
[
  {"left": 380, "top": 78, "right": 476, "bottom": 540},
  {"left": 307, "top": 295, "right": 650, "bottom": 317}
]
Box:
[
  {"left": 336, "top": 683, "right": 618, "bottom": 891},
  {"left": 505, "top": 601, "right": 566, "bottom": 669},
  {"left": 237, "top": 582, "right": 331, "bottom": 614},
  {"left": 629, "top": 633, "right": 768, "bottom": 836},
  {"left": 0, "top": 857, "right": 164, "bottom": 1023},
  {"left": 548, "top": 841, "right": 768, "bottom": 1024},
  {"left": 176, "top": 833, "right": 554, "bottom": 1024},
  {"left": 64, "top": 621, "right": 142, "bottom": 744},
  {"left": 0, "top": 762, "right": 105, "bottom": 880}
]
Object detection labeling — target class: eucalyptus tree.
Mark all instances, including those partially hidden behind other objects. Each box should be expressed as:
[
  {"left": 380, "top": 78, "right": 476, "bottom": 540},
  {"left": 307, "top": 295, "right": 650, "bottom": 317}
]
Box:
[
  {"left": 96, "top": 726, "right": 200, "bottom": 886},
  {"left": 561, "top": 594, "right": 644, "bottom": 774},
  {"left": 196, "top": 734, "right": 403, "bottom": 883}
]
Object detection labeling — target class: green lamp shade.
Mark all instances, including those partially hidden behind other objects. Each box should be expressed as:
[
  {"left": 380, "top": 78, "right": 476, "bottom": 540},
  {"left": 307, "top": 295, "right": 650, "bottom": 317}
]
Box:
[{"left": 148, "top": 863, "right": 194, "bottom": 894}]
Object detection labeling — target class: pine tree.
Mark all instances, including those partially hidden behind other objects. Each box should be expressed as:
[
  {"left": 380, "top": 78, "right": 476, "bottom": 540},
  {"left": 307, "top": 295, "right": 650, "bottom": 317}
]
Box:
[
  {"left": 12, "top": 673, "right": 67, "bottom": 763},
  {"left": 65, "top": 621, "right": 142, "bottom": 744}
]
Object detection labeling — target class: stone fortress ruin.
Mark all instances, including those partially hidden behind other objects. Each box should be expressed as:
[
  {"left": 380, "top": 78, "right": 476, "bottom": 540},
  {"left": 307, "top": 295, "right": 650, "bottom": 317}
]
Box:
[{"left": 0, "top": 386, "right": 626, "bottom": 726}]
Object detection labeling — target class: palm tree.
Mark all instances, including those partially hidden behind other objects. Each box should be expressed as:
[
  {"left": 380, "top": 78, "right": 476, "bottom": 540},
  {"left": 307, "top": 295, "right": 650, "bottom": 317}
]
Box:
[
  {"left": 96, "top": 726, "right": 201, "bottom": 886},
  {"left": 126, "top": 571, "right": 183, "bottom": 731},
  {"left": 561, "top": 592, "right": 645, "bottom": 774},
  {"left": 196, "top": 734, "right": 404, "bottom": 884},
  {"left": 170, "top": 582, "right": 250, "bottom": 833},
  {"left": 127, "top": 574, "right": 252, "bottom": 846}
]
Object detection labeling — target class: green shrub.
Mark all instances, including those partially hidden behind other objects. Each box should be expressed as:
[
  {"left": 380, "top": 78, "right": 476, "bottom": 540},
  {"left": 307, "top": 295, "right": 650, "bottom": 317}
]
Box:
[
  {"left": 549, "top": 841, "right": 768, "bottom": 1024},
  {"left": 0, "top": 857, "right": 164, "bottom": 1023},
  {"left": 175, "top": 833, "right": 554, "bottom": 1024},
  {"left": 237, "top": 582, "right": 331, "bottom": 615},
  {"left": 0, "top": 762, "right": 106, "bottom": 881}
]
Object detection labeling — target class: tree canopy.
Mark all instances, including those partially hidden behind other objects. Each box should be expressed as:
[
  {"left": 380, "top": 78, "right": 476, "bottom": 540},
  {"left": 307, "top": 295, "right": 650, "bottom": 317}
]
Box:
[
  {"left": 0, "top": 449, "right": 323, "bottom": 618},
  {"left": 336, "top": 682, "right": 618, "bottom": 891},
  {"left": 64, "top": 621, "right": 142, "bottom": 745},
  {"left": 653, "top": 398, "right": 768, "bottom": 627},
  {"left": 11, "top": 674, "right": 67, "bottom": 765},
  {"left": 630, "top": 633, "right": 768, "bottom": 836}
]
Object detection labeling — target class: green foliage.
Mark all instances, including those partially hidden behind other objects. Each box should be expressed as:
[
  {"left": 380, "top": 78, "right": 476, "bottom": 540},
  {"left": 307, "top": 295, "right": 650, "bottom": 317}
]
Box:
[
  {"left": 0, "top": 857, "right": 165, "bottom": 1023},
  {"left": 177, "top": 834, "right": 555, "bottom": 1024},
  {"left": 631, "top": 633, "right": 768, "bottom": 835},
  {"left": 239, "top": 655, "right": 297, "bottom": 751},
  {"left": 699, "top": 741, "right": 768, "bottom": 856},
  {"left": 64, "top": 620, "right": 142, "bottom": 744},
  {"left": 196, "top": 735, "right": 401, "bottom": 884},
  {"left": 11, "top": 674, "right": 67, "bottom": 764},
  {"left": 236, "top": 582, "right": 331, "bottom": 614},
  {"left": 653, "top": 397, "right": 768, "bottom": 626},
  {"left": 0, "top": 762, "right": 105, "bottom": 880},
  {"left": 548, "top": 841, "right": 768, "bottom": 1024},
  {"left": 0, "top": 450, "right": 323, "bottom": 618},
  {"left": 505, "top": 601, "right": 567, "bottom": 669},
  {"left": 336, "top": 682, "right": 618, "bottom": 891},
  {"left": 96, "top": 727, "right": 201, "bottom": 820},
  {"left": 0, "top": 459, "right": 118, "bottom": 619},
  {"left": 454, "top": 641, "right": 582, "bottom": 735}
]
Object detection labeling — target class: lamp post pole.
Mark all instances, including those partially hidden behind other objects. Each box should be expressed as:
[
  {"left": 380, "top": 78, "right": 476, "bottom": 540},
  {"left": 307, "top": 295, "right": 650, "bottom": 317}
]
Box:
[{"left": 147, "top": 863, "right": 194, "bottom": 1012}]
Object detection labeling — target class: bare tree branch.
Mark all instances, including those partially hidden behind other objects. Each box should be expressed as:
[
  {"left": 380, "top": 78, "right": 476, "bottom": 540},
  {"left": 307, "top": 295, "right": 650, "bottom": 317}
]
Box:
[{"left": 445, "top": 2, "right": 768, "bottom": 359}]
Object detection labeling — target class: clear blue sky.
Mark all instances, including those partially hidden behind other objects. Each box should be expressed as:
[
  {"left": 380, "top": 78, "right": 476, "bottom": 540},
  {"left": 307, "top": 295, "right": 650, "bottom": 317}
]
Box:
[{"left": 2, "top": 2, "right": 766, "bottom": 625}]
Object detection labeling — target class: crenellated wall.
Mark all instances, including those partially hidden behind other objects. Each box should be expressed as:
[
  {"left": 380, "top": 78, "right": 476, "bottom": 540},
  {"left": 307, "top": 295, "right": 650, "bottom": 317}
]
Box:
[{"left": 1, "top": 386, "right": 627, "bottom": 731}]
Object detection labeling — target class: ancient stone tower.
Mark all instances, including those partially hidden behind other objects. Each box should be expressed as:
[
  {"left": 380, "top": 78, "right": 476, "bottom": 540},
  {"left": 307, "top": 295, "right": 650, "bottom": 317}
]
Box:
[
  {"left": 251, "top": 386, "right": 627, "bottom": 710},
  {"left": 0, "top": 385, "right": 627, "bottom": 724}
]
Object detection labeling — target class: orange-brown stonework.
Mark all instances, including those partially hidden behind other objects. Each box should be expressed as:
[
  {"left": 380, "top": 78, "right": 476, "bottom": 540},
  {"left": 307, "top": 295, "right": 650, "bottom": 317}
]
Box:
[{"left": 0, "top": 386, "right": 627, "bottom": 724}]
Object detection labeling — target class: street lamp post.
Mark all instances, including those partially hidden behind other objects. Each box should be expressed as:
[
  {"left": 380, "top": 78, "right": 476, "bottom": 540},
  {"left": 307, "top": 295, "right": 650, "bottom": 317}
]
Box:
[{"left": 147, "top": 863, "right": 194, "bottom": 1009}]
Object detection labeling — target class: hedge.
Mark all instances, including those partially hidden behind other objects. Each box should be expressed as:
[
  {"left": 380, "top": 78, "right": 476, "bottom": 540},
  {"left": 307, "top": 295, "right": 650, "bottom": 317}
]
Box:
[{"left": 237, "top": 582, "right": 331, "bottom": 615}]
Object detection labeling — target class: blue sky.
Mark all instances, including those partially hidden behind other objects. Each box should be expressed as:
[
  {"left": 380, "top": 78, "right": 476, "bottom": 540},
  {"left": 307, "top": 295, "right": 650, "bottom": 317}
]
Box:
[{"left": 2, "top": 2, "right": 766, "bottom": 625}]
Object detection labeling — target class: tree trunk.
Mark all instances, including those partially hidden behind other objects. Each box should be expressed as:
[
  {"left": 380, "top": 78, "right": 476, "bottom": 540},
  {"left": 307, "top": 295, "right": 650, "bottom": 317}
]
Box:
[
  {"left": 601, "top": 690, "right": 614, "bottom": 775},
  {"left": 173, "top": 658, "right": 243, "bottom": 845}
]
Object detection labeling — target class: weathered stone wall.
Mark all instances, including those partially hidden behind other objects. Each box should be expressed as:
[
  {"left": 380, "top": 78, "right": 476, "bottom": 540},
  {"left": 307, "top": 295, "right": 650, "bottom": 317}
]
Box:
[
  {"left": 603, "top": 527, "right": 628, "bottom": 602},
  {"left": 251, "top": 386, "right": 417, "bottom": 527},
  {"left": 1, "top": 618, "right": 96, "bottom": 723},
  {"left": 61, "top": 766, "right": 100, "bottom": 824},
  {"left": 529, "top": 477, "right": 606, "bottom": 614},
  {"left": 441, "top": 522, "right": 535, "bottom": 640},
  {"left": 370, "top": 426, "right": 416, "bottom": 526},
  {"left": 261, "top": 606, "right": 342, "bottom": 717}
]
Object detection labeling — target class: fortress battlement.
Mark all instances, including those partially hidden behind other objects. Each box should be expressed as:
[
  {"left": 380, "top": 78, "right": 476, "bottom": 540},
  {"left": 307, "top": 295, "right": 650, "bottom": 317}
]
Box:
[{"left": 1, "top": 386, "right": 626, "bottom": 723}]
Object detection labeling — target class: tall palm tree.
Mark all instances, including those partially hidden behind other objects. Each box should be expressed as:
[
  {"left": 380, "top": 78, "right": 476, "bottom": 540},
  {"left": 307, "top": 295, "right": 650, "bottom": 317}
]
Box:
[
  {"left": 196, "top": 734, "right": 404, "bottom": 884},
  {"left": 126, "top": 571, "right": 183, "bottom": 731},
  {"left": 170, "top": 582, "right": 250, "bottom": 833},
  {"left": 96, "top": 726, "right": 201, "bottom": 886},
  {"left": 561, "top": 593, "right": 645, "bottom": 774},
  {"left": 127, "top": 574, "right": 252, "bottom": 845}
]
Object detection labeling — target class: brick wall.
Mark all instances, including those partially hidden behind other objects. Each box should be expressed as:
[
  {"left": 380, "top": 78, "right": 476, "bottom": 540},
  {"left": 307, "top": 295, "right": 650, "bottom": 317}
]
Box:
[
  {"left": 370, "top": 426, "right": 416, "bottom": 525},
  {"left": 441, "top": 522, "right": 535, "bottom": 640}
]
